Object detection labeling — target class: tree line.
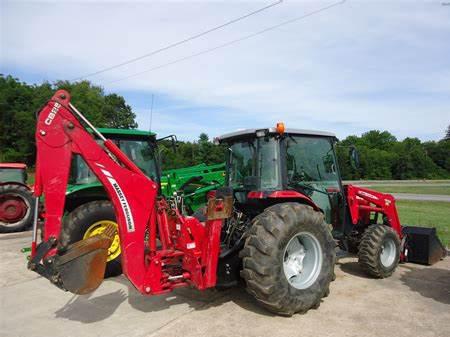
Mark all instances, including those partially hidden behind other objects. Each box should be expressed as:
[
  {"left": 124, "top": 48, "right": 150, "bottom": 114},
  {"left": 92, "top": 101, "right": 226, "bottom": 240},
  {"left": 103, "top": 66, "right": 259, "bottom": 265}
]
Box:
[
  {"left": 1, "top": 75, "right": 449, "bottom": 180},
  {"left": 337, "top": 130, "right": 449, "bottom": 180},
  {"left": 0, "top": 75, "right": 137, "bottom": 164},
  {"left": 162, "top": 130, "right": 449, "bottom": 180}
]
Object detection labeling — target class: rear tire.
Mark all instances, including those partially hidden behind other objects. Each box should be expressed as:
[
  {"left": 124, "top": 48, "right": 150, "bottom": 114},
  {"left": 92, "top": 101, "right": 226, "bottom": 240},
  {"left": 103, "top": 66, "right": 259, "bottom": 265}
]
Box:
[
  {"left": 61, "top": 200, "right": 122, "bottom": 278},
  {"left": 0, "top": 184, "right": 34, "bottom": 233},
  {"left": 358, "top": 224, "right": 400, "bottom": 278},
  {"left": 240, "top": 203, "right": 335, "bottom": 316}
]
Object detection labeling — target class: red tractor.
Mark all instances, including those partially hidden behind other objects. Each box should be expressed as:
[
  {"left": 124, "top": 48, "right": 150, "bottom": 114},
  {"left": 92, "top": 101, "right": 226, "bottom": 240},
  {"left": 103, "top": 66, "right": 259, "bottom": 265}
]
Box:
[
  {"left": 0, "top": 163, "right": 35, "bottom": 233},
  {"left": 28, "top": 91, "right": 445, "bottom": 316}
]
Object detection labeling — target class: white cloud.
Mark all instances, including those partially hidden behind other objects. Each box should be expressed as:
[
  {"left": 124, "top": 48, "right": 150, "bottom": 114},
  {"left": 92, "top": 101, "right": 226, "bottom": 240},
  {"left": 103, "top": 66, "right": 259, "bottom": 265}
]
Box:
[{"left": 1, "top": 0, "right": 449, "bottom": 141}]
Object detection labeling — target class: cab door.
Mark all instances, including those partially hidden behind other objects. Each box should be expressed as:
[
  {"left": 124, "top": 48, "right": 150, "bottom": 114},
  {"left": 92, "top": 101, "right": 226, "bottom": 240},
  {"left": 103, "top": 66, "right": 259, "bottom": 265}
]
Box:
[{"left": 283, "top": 135, "right": 345, "bottom": 229}]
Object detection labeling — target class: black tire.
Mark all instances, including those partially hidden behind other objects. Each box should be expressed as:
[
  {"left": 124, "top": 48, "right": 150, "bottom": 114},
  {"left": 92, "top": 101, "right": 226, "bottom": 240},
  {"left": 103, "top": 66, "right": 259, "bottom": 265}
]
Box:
[
  {"left": 358, "top": 224, "right": 400, "bottom": 278},
  {"left": 239, "top": 203, "right": 336, "bottom": 316},
  {"left": 0, "top": 184, "right": 34, "bottom": 233},
  {"left": 60, "top": 200, "right": 122, "bottom": 278}
]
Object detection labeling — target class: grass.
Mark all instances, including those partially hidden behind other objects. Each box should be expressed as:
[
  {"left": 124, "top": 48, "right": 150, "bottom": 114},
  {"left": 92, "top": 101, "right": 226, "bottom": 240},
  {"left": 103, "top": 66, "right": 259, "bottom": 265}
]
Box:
[
  {"left": 396, "top": 200, "right": 450, "bottom": 247},
  {"left": 372, "top": 185, "right": 450, "bottom": 195}
]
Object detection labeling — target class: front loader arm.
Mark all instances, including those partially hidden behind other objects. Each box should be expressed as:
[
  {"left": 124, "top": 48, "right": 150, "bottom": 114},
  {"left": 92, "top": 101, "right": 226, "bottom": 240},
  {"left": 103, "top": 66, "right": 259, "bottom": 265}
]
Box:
[
  {"left": 345, "top": 184, "right": 402, "bottom": 237},
  {"left": 33, "top": 90, "right": 157, "bottom": 291}
]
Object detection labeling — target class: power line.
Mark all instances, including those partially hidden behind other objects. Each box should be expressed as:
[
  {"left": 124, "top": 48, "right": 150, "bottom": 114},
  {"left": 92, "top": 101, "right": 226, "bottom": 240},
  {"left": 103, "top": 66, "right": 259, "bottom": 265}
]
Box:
[
  {"left": 72, "top": 0, "right": 283, "bottom": 81},
  {"left": 107, "top": 0, "right": 345, "bottom": 85}
]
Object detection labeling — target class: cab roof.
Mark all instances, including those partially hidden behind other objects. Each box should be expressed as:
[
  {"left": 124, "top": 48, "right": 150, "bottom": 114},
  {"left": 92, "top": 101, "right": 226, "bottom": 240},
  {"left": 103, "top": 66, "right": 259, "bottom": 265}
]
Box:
[
  {"left": 96, "top": 128, "right": 156, "bottom": 138},
  {"left": 0, "top": 163, "right": 27, "bottom": 169},
  {"left": 217, "top": 128, "right": 336, "bottom": 143}
]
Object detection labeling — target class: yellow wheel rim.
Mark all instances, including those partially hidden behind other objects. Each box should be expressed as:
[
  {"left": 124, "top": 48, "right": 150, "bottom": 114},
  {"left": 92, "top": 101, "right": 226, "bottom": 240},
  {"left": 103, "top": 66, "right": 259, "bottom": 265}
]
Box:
[{"left": 83, "top": 220, "right": 120, "bottom": 262}]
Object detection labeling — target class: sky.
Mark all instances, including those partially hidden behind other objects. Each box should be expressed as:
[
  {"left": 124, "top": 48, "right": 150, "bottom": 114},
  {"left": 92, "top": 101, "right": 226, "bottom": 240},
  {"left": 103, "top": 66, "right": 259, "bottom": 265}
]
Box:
[{"left": 1, "top": 0, "right": 449, "bottom": 141}]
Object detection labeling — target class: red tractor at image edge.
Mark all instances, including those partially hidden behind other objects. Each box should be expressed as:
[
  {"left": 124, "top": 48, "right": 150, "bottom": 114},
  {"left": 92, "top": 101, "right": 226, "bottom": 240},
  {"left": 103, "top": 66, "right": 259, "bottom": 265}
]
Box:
[
  {"left": 27, "top": 90, "right": 446, "bottom": 316},
  {"left": 0, "top": 163, "right": 35, "bottom": 233}
]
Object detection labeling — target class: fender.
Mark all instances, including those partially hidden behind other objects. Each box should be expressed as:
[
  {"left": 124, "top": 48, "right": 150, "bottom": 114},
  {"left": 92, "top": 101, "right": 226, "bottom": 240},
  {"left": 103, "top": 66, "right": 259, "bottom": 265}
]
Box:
[{"left": 247, "top": 190, "right": 321, "bottom": 211}]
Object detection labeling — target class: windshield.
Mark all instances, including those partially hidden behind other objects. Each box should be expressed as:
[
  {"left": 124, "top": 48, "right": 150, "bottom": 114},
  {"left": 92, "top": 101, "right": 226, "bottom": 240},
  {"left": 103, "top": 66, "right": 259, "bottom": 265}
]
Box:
[
  {"left": 118, "top": 139, "right": 158, "bottom": 181},
  {"left": 227, "top": 137, "right": 281, "bottom": 190},
  {"left": 70, "top": 139, "right": 159, "bottom": 185}
]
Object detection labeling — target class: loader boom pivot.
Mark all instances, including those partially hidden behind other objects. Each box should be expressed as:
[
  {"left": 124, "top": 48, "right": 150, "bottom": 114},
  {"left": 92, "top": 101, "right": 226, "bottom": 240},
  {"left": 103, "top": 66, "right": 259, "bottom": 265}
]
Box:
[{"left": 31, "top": 90, "right": 231, "bottom": 295}]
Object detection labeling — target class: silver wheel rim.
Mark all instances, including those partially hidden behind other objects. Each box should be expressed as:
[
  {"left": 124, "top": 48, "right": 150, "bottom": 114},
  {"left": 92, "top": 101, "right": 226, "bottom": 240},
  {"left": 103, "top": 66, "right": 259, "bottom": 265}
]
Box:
[
  {"left": 380, "top": 238, "right": 396, "bottom": 268},
  {"left": 283, "top": 232, "right": 323, "bottom": 290}
]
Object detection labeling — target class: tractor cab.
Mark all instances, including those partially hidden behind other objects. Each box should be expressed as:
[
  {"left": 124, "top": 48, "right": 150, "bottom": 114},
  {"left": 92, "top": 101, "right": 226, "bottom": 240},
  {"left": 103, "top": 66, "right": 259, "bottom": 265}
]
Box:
[
  {"left": 217, "top": 124, "right": 347, "bottom": 232},
  {"left": 70, "top": 128, "right": 161, "bottom": 186},
  {"left": 64, "top": 128, "right": 162, "bottom": 216}
]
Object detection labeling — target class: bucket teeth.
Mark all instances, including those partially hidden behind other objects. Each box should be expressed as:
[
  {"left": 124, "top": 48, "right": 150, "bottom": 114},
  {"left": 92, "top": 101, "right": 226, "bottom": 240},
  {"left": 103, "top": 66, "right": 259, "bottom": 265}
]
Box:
[{"left": 54, "top": 223, "right": 116, "bottom": 295}]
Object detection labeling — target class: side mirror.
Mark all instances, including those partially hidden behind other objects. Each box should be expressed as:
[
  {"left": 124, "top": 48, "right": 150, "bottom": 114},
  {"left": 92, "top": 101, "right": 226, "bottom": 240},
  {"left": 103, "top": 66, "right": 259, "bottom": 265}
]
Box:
[{"left": 349, "top": 146, "right": 360, "bottom": 169}]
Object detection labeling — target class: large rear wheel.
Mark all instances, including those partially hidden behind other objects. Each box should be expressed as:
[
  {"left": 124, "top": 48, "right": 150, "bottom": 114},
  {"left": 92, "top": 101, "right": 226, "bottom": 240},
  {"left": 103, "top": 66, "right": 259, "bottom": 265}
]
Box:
[
  {"left": 240, "top": 203, "right": 335, "bottom": 316},
  {"left": 61, "top": 200, "right": 122, "bottom": 278}
]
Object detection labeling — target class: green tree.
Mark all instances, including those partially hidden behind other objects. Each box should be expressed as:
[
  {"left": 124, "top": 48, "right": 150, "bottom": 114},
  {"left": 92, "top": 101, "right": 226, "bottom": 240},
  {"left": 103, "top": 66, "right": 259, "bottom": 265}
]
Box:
[
  {"left": 103, "top": 94, "right": 137, "bottom": 129},
  {"left": 0, "top": 75, "right": 138, "bottom": 165},
  {"left": 359, "top": 130, "right": 397, "bottom": 150},
  {"left": 337, "top": 132, "right": 449, "bottom": 180}
]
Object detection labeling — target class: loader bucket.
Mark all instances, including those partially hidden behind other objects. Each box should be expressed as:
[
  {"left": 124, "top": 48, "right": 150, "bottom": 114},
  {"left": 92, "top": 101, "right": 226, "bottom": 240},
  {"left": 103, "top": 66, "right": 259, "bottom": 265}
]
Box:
[
  {"left": 403, "top": 226, "right": 447, "bottom": 265},
  {"left": 55, "top": 224, "right": 116, "bottom": 294}
]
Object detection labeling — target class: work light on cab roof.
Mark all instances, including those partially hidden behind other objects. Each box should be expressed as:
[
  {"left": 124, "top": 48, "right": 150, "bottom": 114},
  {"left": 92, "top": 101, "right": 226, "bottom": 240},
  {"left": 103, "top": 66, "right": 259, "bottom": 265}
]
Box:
[{"left": 255, "top": 122, "right": 285, "bottom": 138}]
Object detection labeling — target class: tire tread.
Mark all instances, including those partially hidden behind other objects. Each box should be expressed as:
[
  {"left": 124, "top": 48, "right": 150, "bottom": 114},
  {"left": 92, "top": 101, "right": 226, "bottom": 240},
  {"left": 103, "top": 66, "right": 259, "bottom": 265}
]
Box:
[
  {"left": 358, "top": 224, "right": 400, "bottom": 278},
  {"left": 240, "top": 203, "right": 335, "bottom": 316}
]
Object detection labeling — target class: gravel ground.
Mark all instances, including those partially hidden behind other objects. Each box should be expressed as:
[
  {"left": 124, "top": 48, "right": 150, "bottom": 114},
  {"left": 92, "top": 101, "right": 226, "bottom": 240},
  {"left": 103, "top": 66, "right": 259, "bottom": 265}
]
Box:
[{"left": 0, "top": 232, "right": 449, "bottom": 337}]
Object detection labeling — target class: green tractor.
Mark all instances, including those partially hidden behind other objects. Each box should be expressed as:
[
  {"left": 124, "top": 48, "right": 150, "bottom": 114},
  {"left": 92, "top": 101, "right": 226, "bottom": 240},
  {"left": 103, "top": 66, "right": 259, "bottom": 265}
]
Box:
[{"left": 62, "top": 128, "right": 224, "bottom": 277}]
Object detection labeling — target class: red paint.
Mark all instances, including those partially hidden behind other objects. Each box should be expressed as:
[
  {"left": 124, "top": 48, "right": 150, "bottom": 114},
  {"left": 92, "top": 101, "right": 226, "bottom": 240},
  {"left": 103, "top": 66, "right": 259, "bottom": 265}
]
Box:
[
  {"left": 345, "top": 184, "right": 402, "bottom": 238},
  {"left": 269, "top": 190, "right": 310, "bottom": 199},
  {"left": 206, "top": 190, "right": 216, "bottom": 200},
  {"left": 247, "top": 190, "right": 320, "bottom": 211},
  {"left": 247, "top": 191, "right": 265, "bottom": 199},
  {"left": 0, "top": 163, "right": 27, "bottom": 169},
  {"left": 0, "top": 196, "right": 27, "bottom": 222},
  {"left": 32, "top": 90, "right": 225, "bottom": 295}
]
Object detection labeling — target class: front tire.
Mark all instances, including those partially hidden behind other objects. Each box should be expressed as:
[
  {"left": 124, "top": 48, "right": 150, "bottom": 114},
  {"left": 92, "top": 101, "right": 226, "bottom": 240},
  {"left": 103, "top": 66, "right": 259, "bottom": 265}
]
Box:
[
  {"left": 358, "top": 224, "right": 400, "bottom": 278},
  {"left": 240, "top": 203, "right": 335, "bottom": 316},
  {"left": 61, "top": 200, "right": 122, "bottom": 278}
]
